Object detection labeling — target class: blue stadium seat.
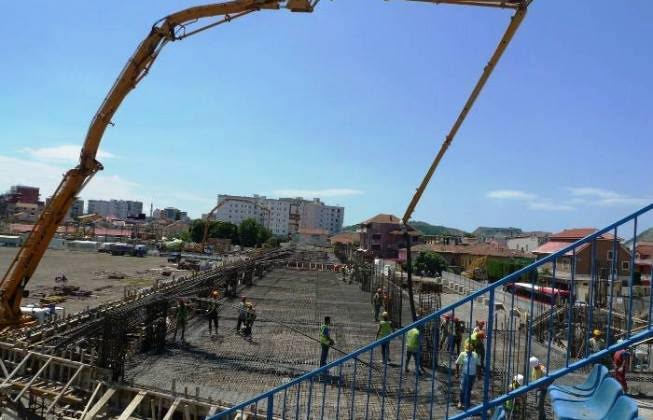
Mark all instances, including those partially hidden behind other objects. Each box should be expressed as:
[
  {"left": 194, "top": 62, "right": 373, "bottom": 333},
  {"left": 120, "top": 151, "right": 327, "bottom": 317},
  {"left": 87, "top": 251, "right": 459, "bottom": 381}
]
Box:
[
  {"left": 490, "top": 407, "right": 506, "bottom": 420},
  {"left": 602, "top": 396, "right": 638, "bottom": 420},
  {"left": 552, "top": 377, "right": 622, "bottom": 420},
  {"left": 549, "top": 364, "right": 608, "bottom": 396}
]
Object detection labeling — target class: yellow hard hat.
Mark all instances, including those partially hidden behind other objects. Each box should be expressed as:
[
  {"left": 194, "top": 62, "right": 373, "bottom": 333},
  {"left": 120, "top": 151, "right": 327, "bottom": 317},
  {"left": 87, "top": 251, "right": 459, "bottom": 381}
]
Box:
[
  {"left": 382, "top": 312, "right": 389, "bottom": 319},
  {"left": 593, "top": 329, "right": 601, "bottom": 337}
]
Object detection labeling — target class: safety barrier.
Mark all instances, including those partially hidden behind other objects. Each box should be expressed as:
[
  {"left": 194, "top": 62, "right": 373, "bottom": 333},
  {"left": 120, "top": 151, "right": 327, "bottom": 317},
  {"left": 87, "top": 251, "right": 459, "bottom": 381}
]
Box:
[{"left": 211, "top": 203, "right": 653, "bottom": 419}]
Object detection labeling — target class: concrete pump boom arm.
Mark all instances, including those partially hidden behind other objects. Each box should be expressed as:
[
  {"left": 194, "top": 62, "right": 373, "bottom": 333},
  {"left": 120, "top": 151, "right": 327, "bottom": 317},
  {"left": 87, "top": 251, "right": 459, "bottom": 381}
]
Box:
[
  {"left": 0, "top": 0, "right": 309, "bottom": 325},
  {"left": 1, "top": 0, "right": 525, "bottom": 326}
]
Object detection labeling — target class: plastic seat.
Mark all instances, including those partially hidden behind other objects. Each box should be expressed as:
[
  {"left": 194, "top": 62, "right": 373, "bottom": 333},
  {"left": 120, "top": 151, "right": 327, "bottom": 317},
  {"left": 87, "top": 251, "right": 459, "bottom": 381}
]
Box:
[
  {"left": 490, "top": 407, "right": 506, "bottom": 420},
  {"left": 601, "top": 395, "right": 638, "bottom": 420},
  {"left": 549, "top": 365, "right": 608, "bottom": 397},
  {"left": 552, "top": 377, "right": 622, "bottom": 420}
]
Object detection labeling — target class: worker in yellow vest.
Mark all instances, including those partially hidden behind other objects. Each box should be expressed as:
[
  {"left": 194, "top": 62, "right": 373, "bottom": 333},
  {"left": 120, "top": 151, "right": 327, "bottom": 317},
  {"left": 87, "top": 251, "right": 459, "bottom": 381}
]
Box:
[
  {"left": 319, "top": 316, "right": 335, "bottom": 368},
  {"left": 405, "top": 327, "right": 426, "bottom": 375},
  {"left": 376, "top": 312, "right": 393, "bottom": 364},
  {"left": 529, "top": 356, "right": 549, "bottom": 420}
]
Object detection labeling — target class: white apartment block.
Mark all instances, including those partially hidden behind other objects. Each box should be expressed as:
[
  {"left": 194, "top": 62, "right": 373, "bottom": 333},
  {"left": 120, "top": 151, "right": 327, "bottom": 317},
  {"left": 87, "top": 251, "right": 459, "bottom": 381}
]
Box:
[
  {"left": 215, "top": 194, "right": 344, "bottom": 236},
  {"left": 215, "top": 195, "right": 270, "bottom": 229},
  {"left": 87, "top": 199, "right": 143, "bottom": 219}
]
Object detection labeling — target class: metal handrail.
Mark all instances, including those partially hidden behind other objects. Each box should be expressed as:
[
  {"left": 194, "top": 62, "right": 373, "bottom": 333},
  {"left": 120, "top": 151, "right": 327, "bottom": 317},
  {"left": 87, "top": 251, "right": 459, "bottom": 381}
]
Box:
[{"left": 212, "top": 203, "right": 653, "bottom": 419}]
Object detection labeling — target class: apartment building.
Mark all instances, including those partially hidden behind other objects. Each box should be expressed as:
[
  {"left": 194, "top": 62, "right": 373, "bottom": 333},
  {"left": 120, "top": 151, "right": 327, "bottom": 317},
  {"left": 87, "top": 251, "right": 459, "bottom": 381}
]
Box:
[
  {"left": 87, "top": 199, "right": 143, "bottom": 219},
  {"left": 214, "top": 194, "right": 345, "bottom": 236}
]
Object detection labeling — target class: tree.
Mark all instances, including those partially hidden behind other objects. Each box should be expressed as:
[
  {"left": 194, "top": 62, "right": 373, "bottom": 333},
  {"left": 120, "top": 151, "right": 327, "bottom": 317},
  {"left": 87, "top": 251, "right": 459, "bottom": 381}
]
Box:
[
  {"left": 257, "top": 227, "right": 272, "bottom": 246},
  {"left": 239, "top": 218, "right": 261, "bottom": 247},
  {"left": 413, "top": 251, "right": 448, "bottom": 276},
  {"left": 188, "top": 219, "right": 239, "bottom": 244}
]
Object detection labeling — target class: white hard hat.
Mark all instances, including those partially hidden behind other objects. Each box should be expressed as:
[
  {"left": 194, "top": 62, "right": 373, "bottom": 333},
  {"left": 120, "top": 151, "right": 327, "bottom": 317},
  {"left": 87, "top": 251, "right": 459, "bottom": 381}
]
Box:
[
  {"left": 617, "top": 339, "right": 625, "bottom": 345},
  {"left": 513, "top": 374, "right": 524, "bottom": 386},
  {"left": 529, "top": 356, "right": 539, "bottom": 368}
]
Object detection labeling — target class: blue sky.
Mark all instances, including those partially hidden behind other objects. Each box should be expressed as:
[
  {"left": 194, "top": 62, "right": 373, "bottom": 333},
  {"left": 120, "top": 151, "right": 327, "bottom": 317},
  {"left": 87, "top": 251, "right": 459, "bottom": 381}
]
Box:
[{"left": 1, "top": 0, "right": 652, "bottom": 233}]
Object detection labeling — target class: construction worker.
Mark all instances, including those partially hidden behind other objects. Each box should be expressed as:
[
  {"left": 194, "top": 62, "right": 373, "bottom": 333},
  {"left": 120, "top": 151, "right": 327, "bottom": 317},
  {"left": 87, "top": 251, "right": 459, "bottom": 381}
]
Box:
[
  {"left": 589, "top": 329, "right": 605, "bottom": 353},
  {"left": 529, "top": 356, "right": 549, "bottom": 420},
  {"left": 613, "top": 339, "right": 631, "bottom": 393},
  {"left": 319, "top": 316, "right": 335, "bottom": 368},
  {"left": 376, "top": 312, "right": 393, "bottom": 364},
  {"left": 207, "top": 290, "right": 220, "bottom": 337},
  {"left": 440, "top": 314, "right": 455, "bottom": 352},
  {"left": 173, "top": 299, "right": 188, "bottom": 342},
  {"left": 236, "top": 295, "right": 247, "bottom": 334},
  {"left": 372, "top": 288, "right": 383, "bottom": 322},
  {"left": 405, "top": 326, "right": 426, "bottom": 375},
  {"left": 470, "top": 329, "right": 486, "bottom": 374},
  {"left": 504, "top": 374, "right": 525, "bottom": 414},
  {"left": 242, "top": 302, "right": 256, "bottom": 338},
  {"left": 454, "top": 319, "right": 465, "bottom": 355},
  {"left": 455, "top": 342, "right": 480, "bottom": 410}
]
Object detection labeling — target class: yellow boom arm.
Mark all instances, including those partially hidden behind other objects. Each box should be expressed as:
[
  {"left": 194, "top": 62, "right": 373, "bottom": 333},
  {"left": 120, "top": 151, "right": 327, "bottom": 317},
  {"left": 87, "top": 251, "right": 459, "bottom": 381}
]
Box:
[
  {"left": 0, "top": 0, "right": 312, "bottom": 326},
  {"left": 1, "top": 0, "right": 527, "bottom": 326}
]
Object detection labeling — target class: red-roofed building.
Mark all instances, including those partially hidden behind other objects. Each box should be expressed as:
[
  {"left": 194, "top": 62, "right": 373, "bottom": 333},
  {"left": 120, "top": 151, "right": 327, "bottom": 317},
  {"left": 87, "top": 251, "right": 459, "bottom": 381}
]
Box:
[
  {"left": 532, "top": 228, "right": 633, "bottom": 302},
  {"left": 358, "top": 214, "right": 420, "bottom": 260},
  {"left": 635, "top": 242, "right": 653, "bottom": 283}
]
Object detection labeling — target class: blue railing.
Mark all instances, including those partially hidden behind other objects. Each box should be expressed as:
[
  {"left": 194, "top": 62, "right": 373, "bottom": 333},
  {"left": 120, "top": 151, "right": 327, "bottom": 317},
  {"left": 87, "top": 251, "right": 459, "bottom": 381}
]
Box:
[{"left": 211, "top": 203, "right": 653, "bottom": 420}]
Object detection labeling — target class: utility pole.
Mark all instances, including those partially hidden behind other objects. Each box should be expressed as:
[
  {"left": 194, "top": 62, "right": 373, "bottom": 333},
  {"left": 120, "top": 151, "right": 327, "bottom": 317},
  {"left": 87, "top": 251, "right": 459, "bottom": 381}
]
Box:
[{"left": 404, "top": 228, "right": 417, "bottom": 322}]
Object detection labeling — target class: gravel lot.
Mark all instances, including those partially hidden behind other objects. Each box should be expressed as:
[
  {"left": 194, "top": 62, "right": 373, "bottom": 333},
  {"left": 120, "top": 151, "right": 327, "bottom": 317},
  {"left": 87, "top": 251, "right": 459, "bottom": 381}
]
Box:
[{"left": 0, "top": 247, "right": 178, "bottom": 315}]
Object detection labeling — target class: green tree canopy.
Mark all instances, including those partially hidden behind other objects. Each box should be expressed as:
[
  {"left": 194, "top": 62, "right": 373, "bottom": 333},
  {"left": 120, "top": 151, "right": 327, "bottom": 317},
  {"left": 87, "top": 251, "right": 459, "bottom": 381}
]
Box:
[
  {"left": 189, "top": 219, "right": 239, "bottom": 244},
  {"left": 413, "top": 251, "right": 448, "bottom": 276},
  {"left": 239, "top": 218, "right": 271, "bottom": 247}
]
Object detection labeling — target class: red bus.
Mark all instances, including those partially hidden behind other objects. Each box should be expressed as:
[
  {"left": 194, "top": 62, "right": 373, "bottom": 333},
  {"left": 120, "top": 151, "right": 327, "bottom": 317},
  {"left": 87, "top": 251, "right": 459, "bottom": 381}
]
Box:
[{"left": 504, "top": 282, "right": 570, "bottom": 304}]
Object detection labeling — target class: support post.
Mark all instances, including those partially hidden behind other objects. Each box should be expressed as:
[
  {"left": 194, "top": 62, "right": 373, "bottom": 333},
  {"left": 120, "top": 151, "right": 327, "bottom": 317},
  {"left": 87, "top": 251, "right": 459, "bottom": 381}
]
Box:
[{"left": 405, "top": 231, "right": 417, "bottom": 322}]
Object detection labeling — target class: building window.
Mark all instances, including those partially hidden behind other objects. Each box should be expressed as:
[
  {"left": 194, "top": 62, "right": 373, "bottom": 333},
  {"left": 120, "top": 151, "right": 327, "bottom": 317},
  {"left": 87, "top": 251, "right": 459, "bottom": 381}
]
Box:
[
  {"left": 622, "top": 261, "right": 630, "bottom": 271},
  {"left": 607, "top": 250, "right": 614, "bottom": 261}
]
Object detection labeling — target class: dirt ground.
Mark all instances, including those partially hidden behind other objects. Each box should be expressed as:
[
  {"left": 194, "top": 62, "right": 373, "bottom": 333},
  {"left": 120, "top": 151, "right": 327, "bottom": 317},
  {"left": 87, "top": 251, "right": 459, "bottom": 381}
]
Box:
[{"left": 0, "top": 247, "right": 181, "bottom": 315}]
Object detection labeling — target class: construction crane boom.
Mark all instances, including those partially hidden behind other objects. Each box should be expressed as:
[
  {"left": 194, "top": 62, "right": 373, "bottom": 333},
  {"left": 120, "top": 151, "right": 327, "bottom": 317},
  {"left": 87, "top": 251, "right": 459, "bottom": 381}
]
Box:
[
  {"left": 1, "top": 0, "right": 528, "bottom": 327},
  {"left": 0, "top": 0, "right": 313, "bottom": 326},
  {"left": 402, "top": 2, "right": 528, "bottom": 224}
]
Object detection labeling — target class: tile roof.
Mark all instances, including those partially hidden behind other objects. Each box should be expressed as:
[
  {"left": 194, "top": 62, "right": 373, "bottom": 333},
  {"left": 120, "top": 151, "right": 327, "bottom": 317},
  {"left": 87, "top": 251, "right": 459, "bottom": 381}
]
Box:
[
  {"left": 329, "top": 232, "right": 359, "bottom": 245},
  {"left": 636, "top": 242, "right": 653, "bottom": 259},
  {"left": 362, "top": 214, "right": 401, "bottom": 224},
  {"left": 531, "top": 241, "right": 591, "bottom": 256},
  {"left": 405, "top": 242, "right": 533, "bottom": 258},
  {"left": 549, "top": 228, "right": 615, "bottom": 241}
]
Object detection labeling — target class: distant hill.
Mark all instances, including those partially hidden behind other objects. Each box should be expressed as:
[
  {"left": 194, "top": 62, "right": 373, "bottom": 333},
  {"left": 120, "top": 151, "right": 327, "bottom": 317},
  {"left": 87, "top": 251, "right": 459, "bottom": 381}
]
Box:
[
  {"left": 340, "top": 221, "right": 469, "bottom": 236},
  {"left": 473, "top": 226, "right": 523, "bottom": 239},
  {"left": 409, "top": 221, "right": 469, "bottom": 237},
  {"left": 626, "top": 226, "right": 653, "bottom": 246},
  {"left": 341, "top": 225, "right": 357, "bottom": 232}
]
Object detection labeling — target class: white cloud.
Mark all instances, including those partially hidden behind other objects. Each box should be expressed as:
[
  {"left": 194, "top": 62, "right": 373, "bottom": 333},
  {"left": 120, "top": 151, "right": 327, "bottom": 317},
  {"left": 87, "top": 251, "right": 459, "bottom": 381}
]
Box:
[
  {"left": 528, "top": 201, "right": 575, "bottom": 211},
  {"left": 487, "top": 189, "right": 574, "bottom": 212},
  {"left": 567, "top": 187, "right": 652, "bottom": 207},
  {"left": 0, "top": 155, "right": 139, "bottom": 201},
  {"left": 21, "top": 144, "right": 116, "bottom": 163},
  {"left": 486, "top": 190, "right": 537, "bottom": 201},
  {"left": 272, "top": 188, "right": 363, "bottom": 198}
]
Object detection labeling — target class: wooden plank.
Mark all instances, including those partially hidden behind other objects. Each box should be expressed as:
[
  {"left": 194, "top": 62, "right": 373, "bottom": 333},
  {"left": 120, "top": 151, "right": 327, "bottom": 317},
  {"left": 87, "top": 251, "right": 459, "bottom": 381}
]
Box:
[
  {"left": 13, "top": 357, "right": 52, "bottom": 402},
  {"left": 45, "top": 364, "right": 85, "bottom": 414},
  {"left": 83, "top": 387, "right": 115, "bottom": 420},
  {"left": 79, "top": 382, "right": 102, "bottom": 420},
  {"left": 162, "top": 397, "right": 181, "bottom": 420},
  {"left": 117, "top": 390, "right": 147, "bottom": 420},
  {"left": 0, "top": 352, "right": 31, "bottom": 388},
  {"left": 0, "top": 356, "right": 10, "bottom": 378}
]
